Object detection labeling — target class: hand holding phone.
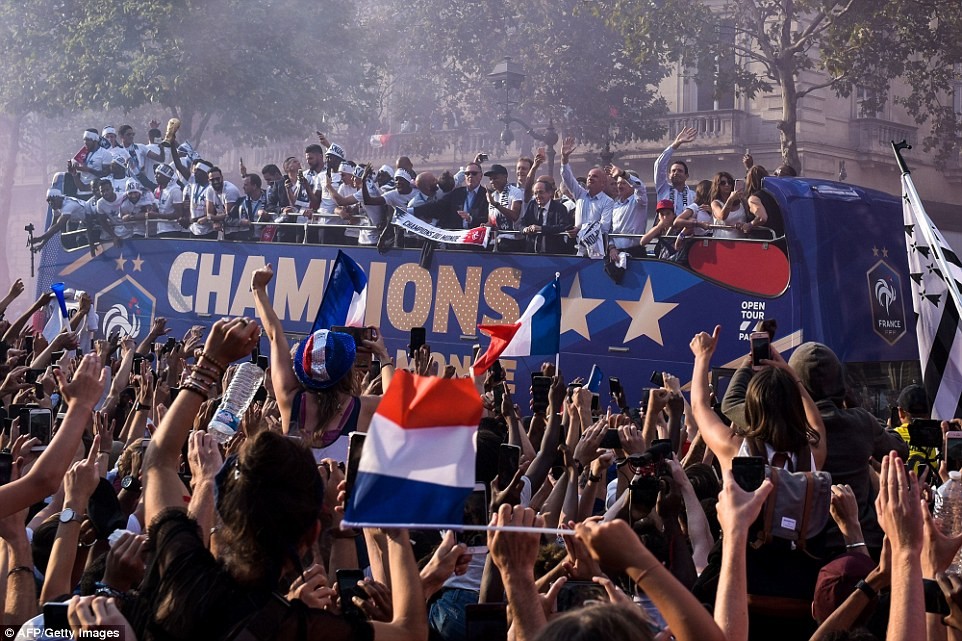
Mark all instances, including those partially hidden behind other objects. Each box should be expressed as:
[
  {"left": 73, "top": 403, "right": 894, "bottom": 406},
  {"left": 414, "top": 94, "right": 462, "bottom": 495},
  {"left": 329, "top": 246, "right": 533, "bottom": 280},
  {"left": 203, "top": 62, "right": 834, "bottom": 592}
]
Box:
[{"left": 750, "top": 331, "right": 770, "bottom": 370}]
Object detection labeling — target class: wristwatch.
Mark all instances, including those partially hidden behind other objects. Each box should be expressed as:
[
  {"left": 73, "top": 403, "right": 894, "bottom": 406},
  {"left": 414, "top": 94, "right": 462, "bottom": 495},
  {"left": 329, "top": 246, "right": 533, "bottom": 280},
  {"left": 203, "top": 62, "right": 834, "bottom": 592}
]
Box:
[
  {"left": 121, "top": 475, "right": 142, "bottom": 493},
  {"left": 59, "top": 507, "right": 84, "bottom": 525}
]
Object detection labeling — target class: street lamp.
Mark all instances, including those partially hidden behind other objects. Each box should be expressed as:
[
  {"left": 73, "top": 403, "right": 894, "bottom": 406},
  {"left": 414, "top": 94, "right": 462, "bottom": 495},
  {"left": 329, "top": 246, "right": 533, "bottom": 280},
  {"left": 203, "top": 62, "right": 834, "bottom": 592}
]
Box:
[{"left": 487, "top": 56, "right": 559, "bottom": 178}]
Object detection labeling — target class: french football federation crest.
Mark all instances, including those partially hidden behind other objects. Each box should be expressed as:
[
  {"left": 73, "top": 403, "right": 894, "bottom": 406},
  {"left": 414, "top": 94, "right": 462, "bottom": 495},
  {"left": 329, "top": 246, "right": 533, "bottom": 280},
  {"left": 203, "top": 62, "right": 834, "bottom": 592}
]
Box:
[
  {"left": 94, "top": 275, "right": 156, "bottom": 340},
  {"left": 866, "top": 260, "right": 906, "bottom": 346}
]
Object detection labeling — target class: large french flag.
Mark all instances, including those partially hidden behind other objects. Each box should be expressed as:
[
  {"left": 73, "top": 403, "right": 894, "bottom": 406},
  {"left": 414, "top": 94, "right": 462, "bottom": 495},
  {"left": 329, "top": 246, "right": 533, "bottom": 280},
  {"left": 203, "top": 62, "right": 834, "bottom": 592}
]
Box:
[
  {"left": 473, "top": 276, "right": 561, "bottom": 374},
  {"left": 343, "top": 370, "right": 483, "bottom": 527},
  {"left": 311, "top": 250, "right": 368, "bottom": 332}
]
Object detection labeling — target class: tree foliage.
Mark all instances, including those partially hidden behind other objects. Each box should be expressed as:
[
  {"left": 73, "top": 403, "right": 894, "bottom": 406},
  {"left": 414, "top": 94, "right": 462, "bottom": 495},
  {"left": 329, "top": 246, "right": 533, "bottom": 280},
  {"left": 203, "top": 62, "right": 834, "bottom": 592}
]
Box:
[{"left": 600, "top": 0, "right": 962, "bottom": 168}]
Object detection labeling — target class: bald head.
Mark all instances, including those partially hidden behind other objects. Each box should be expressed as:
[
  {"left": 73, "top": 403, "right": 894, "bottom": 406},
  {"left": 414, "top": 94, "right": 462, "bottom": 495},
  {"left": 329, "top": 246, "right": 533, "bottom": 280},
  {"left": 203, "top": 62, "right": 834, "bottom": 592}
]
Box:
[
  {"left": 415, "top": 171, "right": 437, "bottom": 195},
  {"left": 586, "top": 167, "right": 608, "bottom": 196},
  {"left": 396, "top": 156, "right": 414, "bottom": 173}
]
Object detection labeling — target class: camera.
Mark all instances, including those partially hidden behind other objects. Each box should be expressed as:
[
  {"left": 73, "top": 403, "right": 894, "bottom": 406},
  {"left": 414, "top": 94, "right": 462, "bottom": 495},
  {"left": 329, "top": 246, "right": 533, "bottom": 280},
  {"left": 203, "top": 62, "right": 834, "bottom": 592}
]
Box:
[
  {"left": 478, "top": 153, "right": 489, "bottom": 162},
  {"left": 24, "top": 223, "right": 34, "bottom": 232}
]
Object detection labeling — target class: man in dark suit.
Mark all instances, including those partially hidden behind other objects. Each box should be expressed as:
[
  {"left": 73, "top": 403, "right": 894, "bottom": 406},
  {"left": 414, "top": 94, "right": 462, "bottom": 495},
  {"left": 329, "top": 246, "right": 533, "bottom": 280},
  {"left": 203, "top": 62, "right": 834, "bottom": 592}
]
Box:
[
  {"left": 520, "top": 179, "right": 575, "bottom": 254},
  {"left": 413, "top": 162, "right": 488, "bottom": 230}
]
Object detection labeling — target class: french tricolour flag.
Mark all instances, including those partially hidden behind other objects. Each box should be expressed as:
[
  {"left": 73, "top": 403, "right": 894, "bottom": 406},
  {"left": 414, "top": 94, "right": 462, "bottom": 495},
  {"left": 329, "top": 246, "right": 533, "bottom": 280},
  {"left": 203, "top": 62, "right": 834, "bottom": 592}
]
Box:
[
  {"left": 343, "top": 370, "right": 483, "bottom": 527},
  {"left": 472, "top": 276, "right": 561, "bottom": 374},
  {"left": 312, "top": 250, "right": 368, "bottom": 332}
]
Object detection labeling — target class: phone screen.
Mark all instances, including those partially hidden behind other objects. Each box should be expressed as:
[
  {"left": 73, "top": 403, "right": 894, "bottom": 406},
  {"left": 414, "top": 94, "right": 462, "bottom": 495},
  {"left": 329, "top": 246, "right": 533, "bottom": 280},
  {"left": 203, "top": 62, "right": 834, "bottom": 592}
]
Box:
[
  {"left": 369, "top": 360, "right": 382, "bottom": 379},
  {"left": 649, "top": 371, "right": 664, "bottom": 387},
  {"left": 87, "top": 478, "right": 126, "bottom": 540},
  {"left": 498, "top": 444, "right": 521, "bottom": 487},
  {"left": 256, "top": 354, "right": 269, "bottom": 371},
  {"left": 946, "top": 435, "right": 962, "bottom": 472},
  {"left": 734, "top": 178, "right": 745, "bottom": 192},
  {"left": 599, "top": 429, "right": 621, "bottom": 449},
  {"left": 409, "top": 326, "right": 426, "bottom": 357},
  {"left": 557, "top": 581, "right": 607, "bottom": 612},
  {"left": 42, "top": 602, "right": 70, "bottom": 632},
  {"left": 489, "top": 360, "right": 505, "bottom": 383},
  {"left": 608, "top": 377, "right": 623, "bottom": 397},
  {"left": 0, "top": 452, "right": 13, "bottom": 486},
  {"left": 28, "top": 409, "right": 52, "bottom": 445},
  {"left": 750, "top": 333, "right": 770, "bottom": 369},
  {"left": 456, "top": 485, "right": 488, "bottom": 553},
  {"left": 909, "top": 419, "right": 943, "bottom": 449},
  {"left": 732, "top": 456, "right": 767, "bottom": 492},
  {"left": 345, "top": 432, "right": 367, "bottom": 499},
  {"left": 492, "top": 384, "right": 504, "bottom": 413},
  {"left": 531, "top": 375, "right": 550, "bottom": 413},
  {"left": 336, "top": 569, "right": 367, "bottom": 619},
  {"left": 465, "top": 603, "right": 507, "bottom": 641}
]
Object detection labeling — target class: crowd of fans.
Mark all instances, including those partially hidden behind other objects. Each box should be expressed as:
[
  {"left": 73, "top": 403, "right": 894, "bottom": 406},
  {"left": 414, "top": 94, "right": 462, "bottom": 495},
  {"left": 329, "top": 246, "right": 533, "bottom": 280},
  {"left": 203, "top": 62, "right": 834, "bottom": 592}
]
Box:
[
  {"left": 31, "top": 123, "right": 793, "bottom": 260},
  {"left": 0, "top": 264, "right": 959, "bottom": 641}
]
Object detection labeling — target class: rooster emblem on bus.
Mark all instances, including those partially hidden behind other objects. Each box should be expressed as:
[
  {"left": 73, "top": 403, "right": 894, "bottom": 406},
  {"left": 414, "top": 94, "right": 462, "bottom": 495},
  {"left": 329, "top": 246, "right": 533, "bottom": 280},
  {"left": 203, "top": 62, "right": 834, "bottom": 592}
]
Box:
[
  {"left": 875, "top": 277, "right": 897, "bottom": 315},
  {"left": 94, "top": 276, "right": 155, "bottom": 341}
]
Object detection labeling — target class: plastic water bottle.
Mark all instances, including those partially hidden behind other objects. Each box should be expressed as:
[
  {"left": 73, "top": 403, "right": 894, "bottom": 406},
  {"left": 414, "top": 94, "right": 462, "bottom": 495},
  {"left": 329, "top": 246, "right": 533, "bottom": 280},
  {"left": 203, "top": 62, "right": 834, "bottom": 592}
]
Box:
[
  {"left": 207, "top": 362, "right": 264, "bottom": 444},
  {"left": 937, "top": 471, "right": 962, "bottom": 574}
]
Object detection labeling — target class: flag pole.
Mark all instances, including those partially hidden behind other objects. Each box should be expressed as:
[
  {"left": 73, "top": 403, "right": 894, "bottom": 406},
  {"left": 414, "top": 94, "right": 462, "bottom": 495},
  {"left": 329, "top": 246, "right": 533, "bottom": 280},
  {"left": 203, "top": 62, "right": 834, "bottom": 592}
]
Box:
[
  {"left": 893, "top": 141, "right": 962, "bottom": 317},
  {"left": 341, "top": 522, "right": 574, "bottom": 537},
  {"left": 554, "top": 272, "right": 561, "bottom": 373}
]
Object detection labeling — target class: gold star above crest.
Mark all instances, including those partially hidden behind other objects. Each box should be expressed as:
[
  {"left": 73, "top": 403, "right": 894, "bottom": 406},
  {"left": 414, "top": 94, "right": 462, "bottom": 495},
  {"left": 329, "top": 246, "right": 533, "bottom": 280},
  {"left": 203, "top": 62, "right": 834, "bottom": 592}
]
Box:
[
  {"left": 114, "top": 253, "right": 127, "bottom": 271},
  {"left": 131, "top": 255, "right": 144, "bottom": 272},
  {"left": 872, "top": 246, "right": 879, "bottom": 257},
  {"left": 616, "top": 277, "right": 678, "bottom": 345},
  {"left": 882, "top": 247, "right": 889, "bottom": 258},
  {"left": 561, "top": 273, "right": 605, "bottom": 340}
]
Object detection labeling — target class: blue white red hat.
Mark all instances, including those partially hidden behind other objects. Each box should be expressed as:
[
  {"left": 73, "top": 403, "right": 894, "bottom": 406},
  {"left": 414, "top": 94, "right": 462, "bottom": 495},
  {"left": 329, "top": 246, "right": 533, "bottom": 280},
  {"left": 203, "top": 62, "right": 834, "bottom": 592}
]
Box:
[
  {"left": 155, "top": 164, "right": 176, "bottom": 180},
  {"left": 125, "top": 179, "right": 142, "bottom": 194},
  {"left": 293, "top": 329, "right": 356, "bottom": 390}
]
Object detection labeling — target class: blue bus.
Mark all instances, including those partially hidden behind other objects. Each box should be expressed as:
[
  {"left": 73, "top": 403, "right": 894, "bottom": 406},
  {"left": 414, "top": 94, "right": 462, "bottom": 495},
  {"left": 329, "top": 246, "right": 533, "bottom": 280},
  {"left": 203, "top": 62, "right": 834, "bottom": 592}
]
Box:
[{"left": 35, "top": 176, "right": 919, "bottom": 417}]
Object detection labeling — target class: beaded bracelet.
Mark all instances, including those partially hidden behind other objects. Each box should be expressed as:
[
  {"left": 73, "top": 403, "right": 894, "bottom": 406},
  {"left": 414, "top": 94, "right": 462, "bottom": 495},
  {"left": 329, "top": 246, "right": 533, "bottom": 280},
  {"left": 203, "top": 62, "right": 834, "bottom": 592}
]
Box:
[
  {"left": 181, "top": 380, "right": 210, "bottom": 399},
  {"left": 193, "top": 362, "right": 223, "bottom": 380},
  {"left": 198, "top": 351, "right": 227, "bottom": 373}
]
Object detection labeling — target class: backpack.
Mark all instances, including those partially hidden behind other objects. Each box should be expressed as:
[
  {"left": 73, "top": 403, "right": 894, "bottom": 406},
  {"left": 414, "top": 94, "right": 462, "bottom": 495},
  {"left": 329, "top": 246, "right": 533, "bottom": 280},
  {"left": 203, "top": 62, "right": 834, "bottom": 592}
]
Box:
[{"left": 745, "top": 439, "right": 833, "bottom": 552}]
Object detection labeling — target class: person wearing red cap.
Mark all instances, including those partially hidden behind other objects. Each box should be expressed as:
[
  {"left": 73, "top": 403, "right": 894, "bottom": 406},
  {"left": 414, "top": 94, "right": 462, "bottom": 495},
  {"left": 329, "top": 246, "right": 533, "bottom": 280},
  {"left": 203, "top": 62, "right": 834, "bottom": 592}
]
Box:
[{"left": 636, "top": 199, "right": 679, "bottom": 259}]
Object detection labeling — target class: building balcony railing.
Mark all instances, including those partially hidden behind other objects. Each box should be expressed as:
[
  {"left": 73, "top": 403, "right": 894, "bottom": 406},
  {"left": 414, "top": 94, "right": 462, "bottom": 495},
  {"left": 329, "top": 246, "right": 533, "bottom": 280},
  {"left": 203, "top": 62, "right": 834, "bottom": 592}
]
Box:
[{"left": 849, "top": 117, "right": 918, "bottom": 161}]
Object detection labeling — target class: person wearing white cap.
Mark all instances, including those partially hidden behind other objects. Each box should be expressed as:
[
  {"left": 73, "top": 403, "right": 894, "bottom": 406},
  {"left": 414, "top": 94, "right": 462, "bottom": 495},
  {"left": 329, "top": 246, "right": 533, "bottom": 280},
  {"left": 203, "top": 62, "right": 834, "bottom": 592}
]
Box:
[
  {"left": 31, "top": 187, "right": 92, "bottom": 251},
  {"left": 360, "top": 164, "right": 417, "bottom": 246},
  {"left": 66, "top": 129, "right": 111, "bottom": 195},
  {"left": 318, "top": 162, "right": 364, "bottom": 245},
  {"left": 119, "top": 178, "right": 157, "bottom": 238},
  {"left": 95, "top": 179, "right": 129, "bottom": 242},
  {"left": 101, "top": 126, "right": 119, "bottom": 149},
  {"left": 153, "top": 164, "right": 187, "bottom": 237},
  {"left": 609, "top": 166, "right": 649, "bottom": 257},
  {"left": 185, "top": 159, "right": 215, "bottom": 237}
]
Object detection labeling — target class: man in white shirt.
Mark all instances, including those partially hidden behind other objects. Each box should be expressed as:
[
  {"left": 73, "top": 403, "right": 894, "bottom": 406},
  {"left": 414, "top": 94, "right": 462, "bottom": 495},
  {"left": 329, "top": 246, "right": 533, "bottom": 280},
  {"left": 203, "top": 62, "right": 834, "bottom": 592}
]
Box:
[
  {"left": 204, "top": 166, "right": 242, "bottom": 240},
  {"left": 484, "top": 164, "right": 524, "bottom": 252},
  {"left": 95, "top": 179, "right": 128, "bottom": 242},
  {"left": 186, "top": 160, "right": 215, "bottom": 238},
  {"left": 68, "top": 129, "right": 111, "bottom": 196},
  {"left": 610, "top": 169, "right": 649, "bottom": 257},
  {"left": 118, "top": 124, "right": 150, "bottom": 189},
  {"left": 654, "top": 126, "right": 698, "bottom": 215},
  {"left": 153, "top": 164, "right": 186, "bottom": 237},
  {"left": 560, "top": 137, "right": 614, "bottom": 257},
  {"left": 32, "top": 188, "right": 93, "bottom": 251},
  {"left": 119, "top": 179, "right": 157, "bottom": 238}
]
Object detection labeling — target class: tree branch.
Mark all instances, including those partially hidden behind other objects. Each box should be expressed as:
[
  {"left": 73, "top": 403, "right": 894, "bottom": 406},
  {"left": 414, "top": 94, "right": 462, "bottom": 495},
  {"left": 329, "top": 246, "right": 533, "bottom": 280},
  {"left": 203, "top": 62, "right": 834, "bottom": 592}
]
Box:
[{"left": 796, "top": 74, "right": 846, "bottom": 98}]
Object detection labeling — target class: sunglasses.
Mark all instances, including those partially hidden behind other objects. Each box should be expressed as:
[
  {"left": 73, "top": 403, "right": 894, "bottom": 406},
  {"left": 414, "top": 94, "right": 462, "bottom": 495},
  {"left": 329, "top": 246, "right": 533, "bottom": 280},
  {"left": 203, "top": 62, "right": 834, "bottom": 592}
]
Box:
[{"left": 464, "top": 171, "right": 480, "bottom": 176}]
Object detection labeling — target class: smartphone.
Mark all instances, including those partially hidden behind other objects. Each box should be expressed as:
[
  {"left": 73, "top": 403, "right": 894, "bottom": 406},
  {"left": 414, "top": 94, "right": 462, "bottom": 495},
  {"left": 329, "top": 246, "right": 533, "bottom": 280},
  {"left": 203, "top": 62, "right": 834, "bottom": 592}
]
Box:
[
  {"left": 332, "top": 325, "right": 374, "bottom": 371},
  {"left": 336, "top": 569, "right": 367, "bottom": 619},
  {"left": 163, "top": 337, "right": 177, "bottom": 354},
  {"left": 478, "top": 153, "right": 489, "bottom": 162},
  {"left": 566, "top": 382, "right": 583, "bottom": 402},
  {"left": 590, "top": 393, "right": 599, "bottom": 414},
  {"left": 169, "top": 386, "right": 181, "bottom": 402},
  {"left": 732, "top": 456, "right": 767, "bottom": 492},
  {"left": 465, "top": 603, "right": 507, "bottom": 641},
  {"left": 252, "top": 386, "right": 268, "bottom": 404},
  {"left": 599, "top": 429, "right": 621, "bottom": 449},
  {"left": 946, "top": 432, "right": 962, "bottom": 473},
  {"left": 23, "top": 335, "right": 34, "bottom": 354},
  {"left": 529, "top": 374, "right": 550, "bottom": 413},
  {"left": 43, "top": 602, "right": 71, "bottom": 632},
  {"left": 889, "top": 405, "right": 901, "bottom": 428},
  {"left": 734, "top": 178, "right": 745, "bottom": 192},
  {"left": 649, "top": 371, "right": 664, "bottom": 387},
  {"left": 369, "top": 360, "right": 382, "bottom": 379},
  {"left": 27, "top": 408, "right": 52, "bottom": 447},
  {"left": 557, "top": 581, "right": 607, "bottom": 612},
  {"left": 750, "top": 331, "right": 771, "bottom": 370},
  {"left": 256, "top": 354, "right": 269, "bottom": 371},
  {"left": 6, "top": 403, "right": 24, "bottom": 430},
  {"left": 498, "top": 443, "right": 521, "bottom": 487},
  {"left": 909, "top": 419, "right": 943, "bottom": 449},
  {"left": 25, "top": 368, "right": 44, "bottom": 384},
  {"left": 489, "top": 359, "right": 505, "bottom": 384},
  {"left": 408, "top": 327, "right": 427, "bottom": 358},
  {"left": 639, "top": 388, "right": 653, "bottom": 414},
  {"left": 345, "top": 432, "right": 367, "bottom": 499},
  {"left": 629, "top": 476, "right": 660, "bottom": 514},
  {"left": 0, "top": 452, "right": 13, "bottom": 486},
  {"left": 87, "top": 478, "right": 126, "bottom": 540},
  {"left": 455, "top": 483, "right": 488, "bottom": 553},
  {"left": 492, "top": 384, "right": 505, "bottom": 414},
  {"left": 608, "top": 376, "right": 623, "bottom": 399}
]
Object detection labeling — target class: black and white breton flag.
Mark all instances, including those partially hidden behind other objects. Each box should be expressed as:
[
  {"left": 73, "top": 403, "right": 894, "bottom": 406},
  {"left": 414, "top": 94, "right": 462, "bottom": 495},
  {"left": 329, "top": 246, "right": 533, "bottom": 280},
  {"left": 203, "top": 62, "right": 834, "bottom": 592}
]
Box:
[{"left": 902, "top": 173, "right": 962, "bottom": 420}]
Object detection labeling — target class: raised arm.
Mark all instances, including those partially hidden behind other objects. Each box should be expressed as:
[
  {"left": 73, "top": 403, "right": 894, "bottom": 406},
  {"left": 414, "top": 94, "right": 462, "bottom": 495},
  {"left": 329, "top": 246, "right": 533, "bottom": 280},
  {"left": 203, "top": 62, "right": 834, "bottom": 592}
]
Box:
[
  {"left": 689, "top": 326, "right": 741, "bottom": 470},
  {"left": 250, "top": 265, "right": 300, "bottom": 420}
]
